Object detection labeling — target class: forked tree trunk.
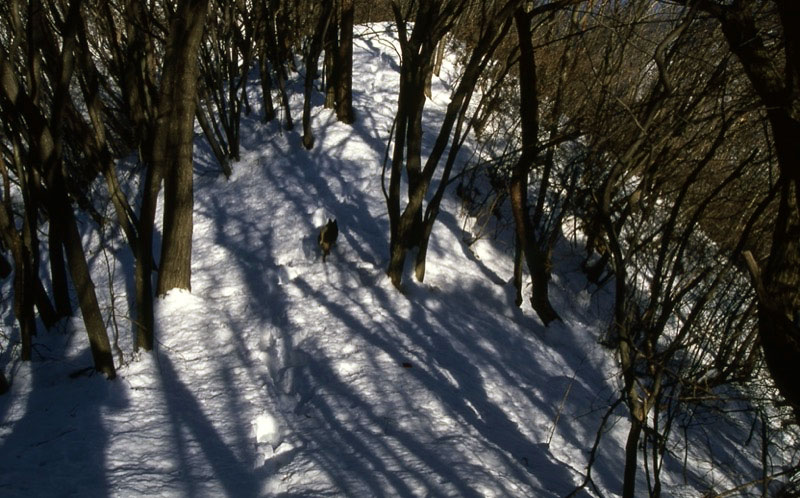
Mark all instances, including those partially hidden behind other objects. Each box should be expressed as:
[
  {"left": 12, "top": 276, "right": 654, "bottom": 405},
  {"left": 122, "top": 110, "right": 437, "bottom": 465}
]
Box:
[
  {"left": 386, "top": 66, "right": 429, "bottom": 286},
  {"left": 386, "top": 3, "right": 439, "bottom": 287},
  {"left": 390, "top": 1, "right": 515, "bottom": 287}
]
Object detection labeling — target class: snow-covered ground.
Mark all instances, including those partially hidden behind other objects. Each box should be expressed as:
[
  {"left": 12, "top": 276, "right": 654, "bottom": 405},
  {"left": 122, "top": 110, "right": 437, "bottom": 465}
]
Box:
[{"left": 0, "top": 24, "right": 776, "bottom": 497}]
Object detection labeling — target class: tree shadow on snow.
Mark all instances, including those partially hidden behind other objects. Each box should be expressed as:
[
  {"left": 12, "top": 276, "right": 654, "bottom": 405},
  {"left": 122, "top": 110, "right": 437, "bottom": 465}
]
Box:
[
  {"left": 284, "top": 274, "right": 597, "bottom": 496},
  {"left": 0, "top": 332, "right": 128, "bottom": 497},
  {"left": 155, "top": 354, "right": 268, "bottom": 496}
]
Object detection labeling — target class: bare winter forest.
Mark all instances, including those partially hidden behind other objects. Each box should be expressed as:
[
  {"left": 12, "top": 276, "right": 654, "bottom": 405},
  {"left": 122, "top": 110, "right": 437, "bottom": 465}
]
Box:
[{"left": 1, "top": 1, "right": 799, "bottom": 496}]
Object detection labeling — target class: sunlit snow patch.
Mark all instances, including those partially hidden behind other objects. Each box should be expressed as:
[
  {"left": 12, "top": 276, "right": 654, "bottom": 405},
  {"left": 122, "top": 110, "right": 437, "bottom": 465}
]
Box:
[{"left": 253, "top": 412, "right": 282, "bottom": 448}]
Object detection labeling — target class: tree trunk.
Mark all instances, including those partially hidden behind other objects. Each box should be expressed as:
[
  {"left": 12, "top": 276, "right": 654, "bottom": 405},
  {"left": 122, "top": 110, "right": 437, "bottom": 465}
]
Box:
[
  {"left": 195, "top": 96, "right": 232, "bottom": 178},
  {"left": 134, "top": 162, "right": 159, "bottom": 351},
  {"left": 48, "top": 224, "right": 72, "bottom": 319},
  {"left": 264, "top": 5, "right": 293, "bottom": 130},
  {"left": 510, "top": 7, "right": 560, "bottom": 325},
  {"left": 622, "top": 416, "right": 643, "bottom": 498},
  {"left": 58, "top": 193, "right": 117, "bottom": 378},
  {"left": 433, "top": 37, "right": 446, "bottom": 76},
  {"left": 19, "top": 169, "right": 42, "bottom": 359},
  {"left": 34, "top": 277, "right": 58, "bottom": 328},
  {"left": 324, "top": 0, "right": 339, "bottom": 109},
  {"left": 386, "top": 4, "right": 434, "bottom": 288},
  {"left": 335, "top": 0, "right": 355, "bottom": 123},
  {"left": 302, "top": 0, "right": 333, "bottom": 149},
  {"left": 744, "top": 188, "right": 800, "bottom": 419},
  {"left": 388, "top": 1, "right": 513, "bottom": 288},
  {"left": 154, "top": 0, "right": 210, "bottom": 296},
  {"left": 226, "top": 5, "right": 242, "bottom": 162},
  {"left": 404, "top": 77, "right": 427, "bottom": 250},
  {"left": 258, "top": 52, "right": 275, "bottom": 122},
  {"left": 386, "top": 68, "right": 427, "bottom": 285},
  {"left": 529, "top": 245, "right": 559, "bottom": 322},
  {"left": 0, "top": 251, "right": 10, "bottom": 279},
  {"left": 514, "top": 234, "right": 524, "bottom": 307},
  {"left": 3, "top": 235, "right": 36, "bottom": 361}
]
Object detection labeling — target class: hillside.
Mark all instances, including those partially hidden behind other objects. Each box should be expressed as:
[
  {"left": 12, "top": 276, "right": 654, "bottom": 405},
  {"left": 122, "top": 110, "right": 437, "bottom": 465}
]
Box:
[{"left": 0, "top": 23, "right": 782, "bottom": 497}]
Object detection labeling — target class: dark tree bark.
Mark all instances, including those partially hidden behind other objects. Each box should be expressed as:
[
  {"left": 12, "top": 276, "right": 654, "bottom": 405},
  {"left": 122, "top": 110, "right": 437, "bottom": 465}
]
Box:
[
  {"left": 385, "top": 18, "right": 435, "bottom": 286},
  {"left": 414, "top": 8, "right": 517, "bottom": 283},
  {"left": 302, "top": 0, "right": 334, "bottom": 149},
  {"left": 386, "top": 0, "right": 464, "bottom": 288},
  {"left": 335, "top": 0, "right": 355, "bottom": 123},
  {"left": 197, "top": 1, "right": 245, "bottom": 165},
  {"left": 0, "top": 39, "right": 44, "bottom": 358},
  {"left": 324, "top": 0, "right": 339, "bottom": 109},
  {"left": 119, "top": 0, "right": 157, "bottom": 148},
  {"left": 0, "top": 250, "right": 10, "bottom": 279},
  {"left": 195, "top": 94, "right": 232, "bottom": 178},
  {"left": 258, "top": 51, "right": 276, "bottom": 123},
  {"left": 70, "top": 7, "right": 153, "bottom": 358},
  {"left": 264, "top": 1, "right": 293, "bottom": 130},
  {"left": 48, "top": 226, "right": 72, "bottom": 318},
  {"left": 154, "top": 0, "right": 210, "bottom": 296},
  {"left": 129, "top": 0, "right": 209, "bottom": 351},
  {"left": 134, "top": 163, "right": 159, "bottom": 351},
  {"left": 34, "top": 275, "right": 58, "bottom": 328},
  {"left": 0, "top": 195, "right": 37, "bottom": 362},
  {"left": 509, "top": 7, "right": 560, "bottom": 325},
  {"left": 48, "top": 0, "right": 116, "bottom": 378},
  {"left": 0, "top": 0, "right": 115, "bottom": 376},
  {"left": 254, "top": 0, "right": 275, "bottom": 121},
  {"left": 56, "top": 187, "right": 117, "bottom": 378}
]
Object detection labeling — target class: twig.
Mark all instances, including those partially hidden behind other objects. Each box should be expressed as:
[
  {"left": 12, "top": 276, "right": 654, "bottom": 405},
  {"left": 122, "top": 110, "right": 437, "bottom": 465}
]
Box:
[{"left": 547, "top": 365, "right": 580, "bottom": 447}]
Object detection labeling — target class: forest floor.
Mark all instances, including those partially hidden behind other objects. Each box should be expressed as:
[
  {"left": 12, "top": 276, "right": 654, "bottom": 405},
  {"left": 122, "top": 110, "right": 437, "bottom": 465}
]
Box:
[{"left": 0, "top": 23, "right": 772, "bottom": 497}]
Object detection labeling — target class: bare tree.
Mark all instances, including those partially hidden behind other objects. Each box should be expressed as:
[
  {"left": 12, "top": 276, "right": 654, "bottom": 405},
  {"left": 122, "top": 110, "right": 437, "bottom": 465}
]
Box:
[
  {"left": 0, "top": 0, "right": 116, "bottom": 377},
  {"left": 385, "top": 0, "right": 533, "bottom": 288},
  {"left": 301, "top": 0, "right": 334, "bottom": 149},
  {"left": 335, "top": 0, "right": 355, "bottom": 123},
  {"left": 672, "top": 0, "right": 800, "bottom": 426},
  {"left": 83, "top": 0, "right": 209, "bottom": 351}
]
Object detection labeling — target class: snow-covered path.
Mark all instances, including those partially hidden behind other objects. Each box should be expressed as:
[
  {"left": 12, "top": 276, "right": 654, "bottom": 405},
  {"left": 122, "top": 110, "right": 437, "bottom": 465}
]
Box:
[{"left": 0, "top": 24, "right": 769, "bottom": 498}]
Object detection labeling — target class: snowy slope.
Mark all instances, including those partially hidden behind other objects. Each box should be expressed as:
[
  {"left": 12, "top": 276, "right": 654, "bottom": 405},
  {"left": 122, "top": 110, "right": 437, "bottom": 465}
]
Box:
[{"left": 0, "top": 24, "right": 772, "bottom": 497}]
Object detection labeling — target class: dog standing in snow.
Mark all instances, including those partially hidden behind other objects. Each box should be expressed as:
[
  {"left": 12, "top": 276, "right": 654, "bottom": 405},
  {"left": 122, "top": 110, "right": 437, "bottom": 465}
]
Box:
[{"left": 318, "top": 218, "right": 338, "bottom": 262}]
